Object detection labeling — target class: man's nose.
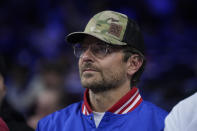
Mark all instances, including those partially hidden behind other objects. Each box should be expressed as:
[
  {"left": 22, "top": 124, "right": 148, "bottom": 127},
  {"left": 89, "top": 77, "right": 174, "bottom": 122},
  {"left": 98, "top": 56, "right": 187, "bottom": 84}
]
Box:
[{"left": 80, "top": 48, "right": 94, "bottom": 62}]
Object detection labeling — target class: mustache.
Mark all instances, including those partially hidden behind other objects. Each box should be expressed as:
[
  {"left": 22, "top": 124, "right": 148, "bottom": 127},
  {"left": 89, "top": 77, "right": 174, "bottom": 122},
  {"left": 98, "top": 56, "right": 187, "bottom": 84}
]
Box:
[{"left": 80, "top": 62, "right": 99, "bottom": 72}]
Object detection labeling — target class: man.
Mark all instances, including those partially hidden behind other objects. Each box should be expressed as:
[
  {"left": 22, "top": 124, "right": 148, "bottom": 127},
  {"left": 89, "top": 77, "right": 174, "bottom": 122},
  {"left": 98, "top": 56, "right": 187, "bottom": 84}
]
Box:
[
  {"left": 164, "top": 92, "right": 197, "bottom": 131},
  {"left": 36, "top": 10, "right": 167, "bottom": 131}
]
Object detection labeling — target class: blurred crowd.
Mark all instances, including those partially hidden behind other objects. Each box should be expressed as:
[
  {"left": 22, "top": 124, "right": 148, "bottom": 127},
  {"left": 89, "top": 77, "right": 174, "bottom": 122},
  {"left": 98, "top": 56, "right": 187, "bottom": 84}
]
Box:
[{"left": 0, "top": 0, "right": 197, "bottom": 130}]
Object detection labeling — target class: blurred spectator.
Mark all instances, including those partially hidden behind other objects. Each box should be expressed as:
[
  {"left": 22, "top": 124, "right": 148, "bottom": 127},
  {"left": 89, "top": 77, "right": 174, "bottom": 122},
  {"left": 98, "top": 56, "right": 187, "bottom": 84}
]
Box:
[
  {"left": 0, "top": 73, "right": 34, "bottom": 131},
  {"left": 6, "top": 64, "right": 35, "bottom": 113},
  {"left": 0, "top": 117, "right": 9, "bottom": 131},
  {"left": 0, "top": 74, "right": 6, "bottom": 106},
  {"left": 27, "top": 89, "right": 65, "bottom": 129},
  {"left": 25, "top": 59, "right": 81, "bottom": 129},
  {"left": 164, "top": 92, "right": 197, "bottom": 131},
  {"left": 0, "top": 74, "right": 9, "bottom": 131}
]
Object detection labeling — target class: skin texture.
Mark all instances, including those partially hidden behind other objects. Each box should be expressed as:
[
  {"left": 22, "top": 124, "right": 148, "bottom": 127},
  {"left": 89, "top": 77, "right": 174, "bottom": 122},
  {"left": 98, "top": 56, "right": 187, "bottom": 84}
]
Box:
[{"left": 78, "top": 36, "right": 143, "bottom": 112}]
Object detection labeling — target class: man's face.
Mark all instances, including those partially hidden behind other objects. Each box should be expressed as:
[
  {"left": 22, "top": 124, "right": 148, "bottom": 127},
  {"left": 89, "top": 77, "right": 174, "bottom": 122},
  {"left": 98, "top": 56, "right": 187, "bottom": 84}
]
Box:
[{"left": 78, "top": 36, "right": 128, "bottom": 93}]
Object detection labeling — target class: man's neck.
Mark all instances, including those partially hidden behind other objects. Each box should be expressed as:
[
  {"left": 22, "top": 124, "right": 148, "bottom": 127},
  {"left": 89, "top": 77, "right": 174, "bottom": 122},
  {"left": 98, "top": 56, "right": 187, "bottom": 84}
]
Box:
[{"left": 88, "top": 81, "right": 131, "bottom": 112}]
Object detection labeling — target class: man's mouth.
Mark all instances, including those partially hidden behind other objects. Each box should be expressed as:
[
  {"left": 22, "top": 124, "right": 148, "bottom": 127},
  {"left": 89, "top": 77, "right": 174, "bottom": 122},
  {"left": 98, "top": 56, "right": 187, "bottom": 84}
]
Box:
[
  {"left": 81, "top": 63, "right": 99, "bottom": 74},
  {"left": 82, "top": 68, "right": 97, "bottom": 73}
]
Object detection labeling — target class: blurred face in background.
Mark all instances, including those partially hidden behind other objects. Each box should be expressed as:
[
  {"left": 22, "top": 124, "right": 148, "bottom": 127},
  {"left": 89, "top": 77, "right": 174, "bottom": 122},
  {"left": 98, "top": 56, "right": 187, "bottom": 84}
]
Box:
[{"left": 0, "top": 74, "right": 6, "bottom": 105}]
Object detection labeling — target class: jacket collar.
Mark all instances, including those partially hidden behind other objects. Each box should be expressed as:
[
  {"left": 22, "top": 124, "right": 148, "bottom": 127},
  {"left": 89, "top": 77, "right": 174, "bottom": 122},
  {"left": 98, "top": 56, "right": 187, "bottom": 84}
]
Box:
[{"left": 82, "top": 87, "right": 143, "bottom": 115}]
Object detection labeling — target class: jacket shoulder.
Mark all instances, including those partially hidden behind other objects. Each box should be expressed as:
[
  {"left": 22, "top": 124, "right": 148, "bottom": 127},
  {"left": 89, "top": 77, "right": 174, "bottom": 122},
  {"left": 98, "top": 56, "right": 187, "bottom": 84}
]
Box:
[{"left": 141, "top": 100, "right": 168, "bottom": 118}]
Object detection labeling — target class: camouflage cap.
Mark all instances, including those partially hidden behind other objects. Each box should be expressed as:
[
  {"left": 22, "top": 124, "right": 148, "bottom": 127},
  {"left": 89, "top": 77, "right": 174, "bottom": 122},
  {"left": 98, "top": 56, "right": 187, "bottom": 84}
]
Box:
[{"left": 66, "top": 10, "right": 145, "bottom": 55}]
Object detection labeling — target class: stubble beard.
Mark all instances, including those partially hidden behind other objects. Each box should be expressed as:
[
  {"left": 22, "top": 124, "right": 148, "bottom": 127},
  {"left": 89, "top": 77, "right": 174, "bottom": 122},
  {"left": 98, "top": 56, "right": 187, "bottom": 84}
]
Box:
[{"left": 80, "top": 65, "right": 126, "bottom": 93}]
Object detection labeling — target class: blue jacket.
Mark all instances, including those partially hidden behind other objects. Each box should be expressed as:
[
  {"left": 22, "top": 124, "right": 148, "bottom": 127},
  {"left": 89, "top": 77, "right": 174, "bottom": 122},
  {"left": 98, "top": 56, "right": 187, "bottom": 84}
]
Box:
[{"left": 36, "top": 88, "right": 167, "bottom": 131}]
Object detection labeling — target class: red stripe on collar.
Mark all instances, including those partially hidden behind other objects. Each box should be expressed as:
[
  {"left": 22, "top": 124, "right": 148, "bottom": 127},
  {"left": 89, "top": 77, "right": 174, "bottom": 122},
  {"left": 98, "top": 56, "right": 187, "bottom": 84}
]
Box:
[
  {"left": 82, "top": 87, "right": 143, "bottom": 115},
  {"left": 82, "top": 89, "right": 92, "bottom": 115}
]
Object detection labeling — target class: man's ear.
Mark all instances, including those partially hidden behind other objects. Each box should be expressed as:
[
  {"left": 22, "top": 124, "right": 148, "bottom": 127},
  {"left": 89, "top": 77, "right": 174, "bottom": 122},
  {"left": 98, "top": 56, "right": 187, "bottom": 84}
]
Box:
[{"left": 127, "top": 54, "right": 143, "bottom": 76}]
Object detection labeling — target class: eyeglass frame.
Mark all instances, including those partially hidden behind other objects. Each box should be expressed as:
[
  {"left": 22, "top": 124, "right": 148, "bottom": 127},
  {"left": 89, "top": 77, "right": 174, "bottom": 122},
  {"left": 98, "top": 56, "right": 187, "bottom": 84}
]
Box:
[{"left": 72, "top": 41, "right": 124, "bottom": 58}]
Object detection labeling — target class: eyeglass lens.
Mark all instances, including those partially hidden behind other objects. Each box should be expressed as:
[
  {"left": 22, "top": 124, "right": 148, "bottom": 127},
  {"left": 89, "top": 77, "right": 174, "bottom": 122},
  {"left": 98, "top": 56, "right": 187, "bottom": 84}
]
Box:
[{"left": 73, "top": 42, "right": 109, "bottom": 58}]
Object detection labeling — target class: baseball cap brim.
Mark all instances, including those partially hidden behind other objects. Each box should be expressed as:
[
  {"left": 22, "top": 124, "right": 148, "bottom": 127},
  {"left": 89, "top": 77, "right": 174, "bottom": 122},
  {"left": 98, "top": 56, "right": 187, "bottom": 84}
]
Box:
[{"left": 66, "top": 32, "right": 127, "bottom": 46}]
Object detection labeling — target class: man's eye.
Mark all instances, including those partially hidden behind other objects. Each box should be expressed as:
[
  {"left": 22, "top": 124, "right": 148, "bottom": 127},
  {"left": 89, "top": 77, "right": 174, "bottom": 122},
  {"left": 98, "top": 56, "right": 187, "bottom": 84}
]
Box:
[
  {"left": 94, "top": 45, "right": 106, "bottom": 51},
  {"left": 94, "top": 43, "right": 106, "bottom": 48}
]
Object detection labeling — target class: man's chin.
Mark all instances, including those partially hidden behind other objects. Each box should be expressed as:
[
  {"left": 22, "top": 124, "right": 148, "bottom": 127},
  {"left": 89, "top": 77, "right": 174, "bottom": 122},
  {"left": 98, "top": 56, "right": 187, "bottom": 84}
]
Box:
[
  {"left": 81, "top": 79, "right": 100, "bottom": 89},
  {"left": 81, "top": 80, "right": 95, "bottom": 88},
  {"left": 82, "top": 84, "right": 111, "bottom": 94},
  {"left": 81, "top": 74, "right": 98, "bottom": 83}
]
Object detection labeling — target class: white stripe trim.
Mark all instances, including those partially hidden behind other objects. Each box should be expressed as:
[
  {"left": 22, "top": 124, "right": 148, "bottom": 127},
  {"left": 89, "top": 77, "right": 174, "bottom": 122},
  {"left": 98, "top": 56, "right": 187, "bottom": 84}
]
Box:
[
  {"left": 114, "top": 90, "right": 139, "bottom": 114},
  {"left": 83, "top": 105, "right": 86, "bottom": 115},
  {"left": 84, "top": 105, "right": 89, "bottom": 115},
  {"left": 122, "top": 95, "right": 141, "bottom": 114}
]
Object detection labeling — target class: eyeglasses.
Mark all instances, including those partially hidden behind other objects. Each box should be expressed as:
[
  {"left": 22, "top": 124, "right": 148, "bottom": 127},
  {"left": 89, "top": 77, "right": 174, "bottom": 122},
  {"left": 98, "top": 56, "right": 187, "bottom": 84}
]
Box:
[{"left": 73, "top": 42, "right": 120, "bottom": 58}]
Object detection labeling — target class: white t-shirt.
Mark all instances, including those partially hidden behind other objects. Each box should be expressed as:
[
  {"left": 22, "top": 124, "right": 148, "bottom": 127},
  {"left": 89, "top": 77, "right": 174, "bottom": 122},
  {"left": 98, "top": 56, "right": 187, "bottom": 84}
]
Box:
[
  {"left": 93, "top": 111, "right": 105, "bottom": 128},
  {"left": 164, "top": 92, "right": 197, "bottom": 131}
]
